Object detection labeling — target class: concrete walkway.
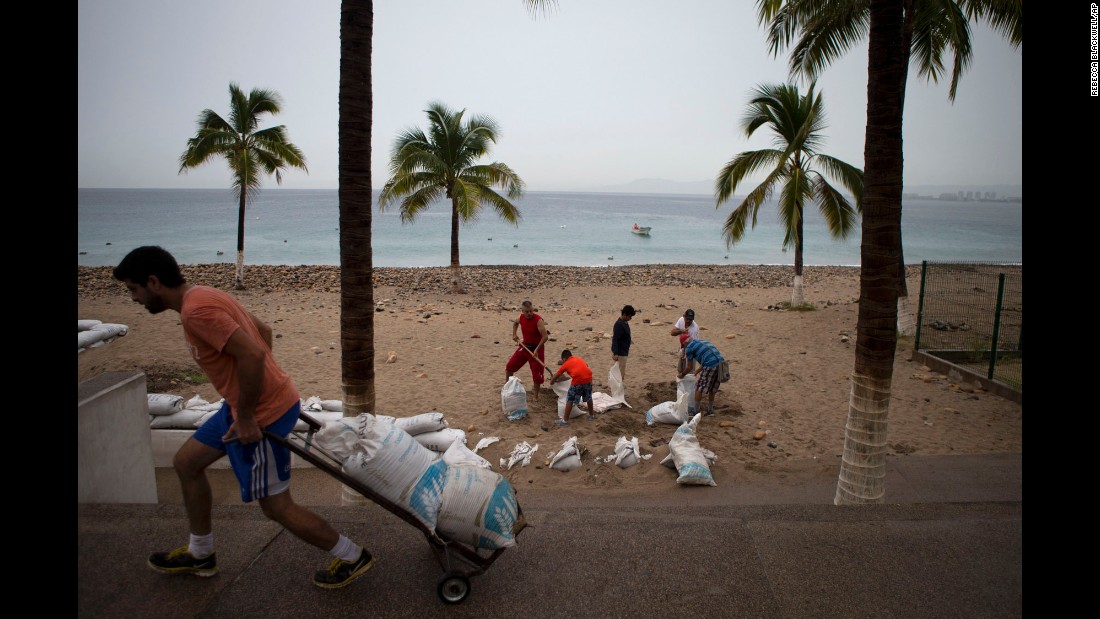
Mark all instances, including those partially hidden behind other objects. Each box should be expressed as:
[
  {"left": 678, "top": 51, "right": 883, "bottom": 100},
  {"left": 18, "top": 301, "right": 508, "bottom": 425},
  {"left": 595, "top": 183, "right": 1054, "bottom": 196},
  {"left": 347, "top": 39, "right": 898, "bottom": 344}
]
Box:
[{"left": 77, "top": 453, "right": 1021, "bottom": 618}]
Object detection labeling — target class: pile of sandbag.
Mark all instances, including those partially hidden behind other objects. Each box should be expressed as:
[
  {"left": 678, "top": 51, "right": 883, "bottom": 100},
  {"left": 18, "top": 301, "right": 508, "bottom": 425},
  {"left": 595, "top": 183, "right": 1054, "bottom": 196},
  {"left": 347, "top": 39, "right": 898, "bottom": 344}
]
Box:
[
  {"left": 78, "top": 319, "right": 129, "bottom": 352},
  {"left": 146, "top": 394, "right": 346, "bottom": 430},
  {"left": 314, "top": 412, "right": 520, "bottom": 550}
]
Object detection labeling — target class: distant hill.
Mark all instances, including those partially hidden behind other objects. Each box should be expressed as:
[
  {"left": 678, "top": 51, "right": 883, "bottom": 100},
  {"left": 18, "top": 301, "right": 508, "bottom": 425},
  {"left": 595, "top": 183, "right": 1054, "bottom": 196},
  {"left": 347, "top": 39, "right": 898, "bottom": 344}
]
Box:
[{"left": 583, "top": 178, "right": 714, "bottom": 195}]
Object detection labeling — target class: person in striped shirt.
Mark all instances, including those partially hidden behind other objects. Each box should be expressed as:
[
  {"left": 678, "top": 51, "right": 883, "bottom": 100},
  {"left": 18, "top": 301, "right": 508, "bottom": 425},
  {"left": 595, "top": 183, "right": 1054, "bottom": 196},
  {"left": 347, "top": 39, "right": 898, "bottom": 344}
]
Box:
[{"left": 676, "top": 334, "right": 726, "bottom": 417}]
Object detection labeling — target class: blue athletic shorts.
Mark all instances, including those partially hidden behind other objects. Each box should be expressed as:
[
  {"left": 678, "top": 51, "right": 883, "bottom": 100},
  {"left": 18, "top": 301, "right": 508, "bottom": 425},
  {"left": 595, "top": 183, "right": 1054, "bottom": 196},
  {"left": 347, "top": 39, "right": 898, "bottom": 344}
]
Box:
[
  {"left": 193, "top": 400, "right": 300, "bottom": 503},
  {"left": 566, "top": 382, "right": 593, "bottom": 404}
]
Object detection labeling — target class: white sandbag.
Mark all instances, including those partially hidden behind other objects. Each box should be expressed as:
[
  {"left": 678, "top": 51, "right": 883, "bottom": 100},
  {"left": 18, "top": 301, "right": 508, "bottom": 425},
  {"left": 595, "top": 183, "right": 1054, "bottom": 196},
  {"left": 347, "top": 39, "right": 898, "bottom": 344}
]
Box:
[
  {"left": 302, "top": 396, "right": 324, "bottom": 412},
  {"left": 185, "top": 394, "right": 210, "bottom": 409},
  {"left": 311, "top": 412, "right": 392, "bottom": 455},
  {"left": 552, "top": 380, "right": 588, "bottom": 420},
  {"left": 591, "top": 362, "right": 630, "bottom": 413},
  {"left": 341, "top": 415, "right": 447, "bottom": 530},
  {"left": 150, "top": 408, "right": 209, "bottom": 429},
  {"left": 78, "top": 319, "right": 102, "bottom": 331},
  {"left": 442, "top": 440, "right": 493, "bottom": 469},
  {"left": 147, "top": 393, "right": 184, "bottom": 416},
  {"left": 92, "top": 323, "right": 129, "bottom": 338},
  {"left": 394, "top": 411, "right": 448, "bottom": 436},
  {"left": 552, "top": 380, "right": 568, "bottom": 418},
  {"left": 474, "top": 437, "right": 501, "bottom": 453},
  {"left": 673, "top": 373, "right": 698, "bottom": 419},
  {"left": 437, "top": 465, "right": 520, "bottom": 550},
  {"left": 500, "top": 442, "right": 539, "bottom": 470},
  {"left": 548, "top": 436, "right": 583, "bottom": 472},
  {"left": 644, "top": 401, "right": 678, "bottom": 426},
  {"left": 194, "top": 409, "right": 218, "bottom": 428},
  {"left": 667, "top": 413, "right": 717, "bottom": 486},
  {"left": 78, "top": 330, "right": 108, "bottom": 349},
  {"left": 661, "top": 447, "right": 716, "bottom": 469},
  {"left": 292, "top": 410, "right": 343, "bottom": 432},
  {"left": 320, "top": 399, "right": 343, "bottom": 412},
  {"left": 592, "top": 392, "right": 627, "bottom": 413},
  {"left": 313, "top": 417, "right": 363, "bottom": 461},
  {"left": 501, "top": 376, "right": 528, "bottom": 421},
  {"left": 644, "top": 374, "right": 697, "bottom": 426},
  {"left": 414, "top": 428, "right": 466, "bottom": 453},
  {"left": 613, "top": 436, "right": 650, "bottom": 469}
]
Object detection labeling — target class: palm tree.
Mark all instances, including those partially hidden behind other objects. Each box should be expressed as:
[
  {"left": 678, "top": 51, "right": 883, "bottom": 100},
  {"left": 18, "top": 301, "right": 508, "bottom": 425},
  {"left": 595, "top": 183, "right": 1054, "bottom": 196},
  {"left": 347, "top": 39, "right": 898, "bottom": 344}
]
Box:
[
  {"left": 338, "top": 0, "right": 375, "bottom": 419},
  {"left": 715, "top": 82, "right": 863, "bottom": 306},
  {"left": 756, "top": 0, "right": 1022, "bottom": 335},
  {"left": 179, "top": 83, "right": 307, "bottom": 290},
  {"left": 337, "top": 0, "right": 375, "bottom": 506},
  {"left": 336, "top": 0, "right": 551, "bottom": 503},
  {"left": 378, "top": 101, "right": 526, "bottom": 293},
  {"left": 754, "top": 0, "right": 1021, "bottom": 503}
]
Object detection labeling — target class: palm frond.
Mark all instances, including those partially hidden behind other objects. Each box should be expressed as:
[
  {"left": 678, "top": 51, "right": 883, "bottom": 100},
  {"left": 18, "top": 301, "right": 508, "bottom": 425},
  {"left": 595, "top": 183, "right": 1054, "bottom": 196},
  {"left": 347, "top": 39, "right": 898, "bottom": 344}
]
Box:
[
  {"left": 812, "top": 154, "right": 864, "bottom": 211},
  {"left": 715, "top": 149, "right": 785, "bottom": 205},
  {"left": 464, "top": 162, "right": 526, "bottom": 200},
  {"left": 786, "top": 0, "right": 870, "bottom": 81},
  {"left": 811, "top": 175, "right": 861, "bottom": 239},
  {"left": 720, "top": 164, "right": 787, "bottom": 247},
  {"left": 396, "top": 184, "right": 446, "bottom": 223},
  {"left": 911, "top": 0, "right": 973, "bottom": 101},
  {"left": 776, "top": 167, "right": 811, "bottom": 250},
  {"left": 960, "top": 0, "right": 1021, "bottom": 48}
]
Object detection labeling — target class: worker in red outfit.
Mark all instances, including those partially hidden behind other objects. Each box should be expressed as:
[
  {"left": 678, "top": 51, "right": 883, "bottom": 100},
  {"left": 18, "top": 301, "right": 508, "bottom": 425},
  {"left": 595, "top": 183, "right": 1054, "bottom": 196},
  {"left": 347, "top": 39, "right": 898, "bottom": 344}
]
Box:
[{"left": 506, "top": 300, "right": 549, "bottom": 401}]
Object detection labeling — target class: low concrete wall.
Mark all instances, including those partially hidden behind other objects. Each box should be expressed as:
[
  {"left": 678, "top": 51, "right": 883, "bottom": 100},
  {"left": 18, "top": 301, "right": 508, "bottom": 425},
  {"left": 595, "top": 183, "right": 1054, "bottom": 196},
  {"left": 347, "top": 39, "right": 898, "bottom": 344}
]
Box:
[
  {"left": 151, "top": 429, "right": 318, "bottom": 469},
  {"left": 910, "top": 350, "right": 1022, "bottom": 404},
  {"left": 78, "top": 372, "right": 159, "bottom": 503}
]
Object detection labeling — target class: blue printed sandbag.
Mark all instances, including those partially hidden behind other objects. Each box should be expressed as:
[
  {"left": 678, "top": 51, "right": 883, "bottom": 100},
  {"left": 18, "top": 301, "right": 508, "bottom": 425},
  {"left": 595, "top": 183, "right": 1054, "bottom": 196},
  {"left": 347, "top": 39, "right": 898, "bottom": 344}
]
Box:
[
  {"left": 668, "top": 413, "right": 717, "bottom": 486},
  {"left": 341, "top": 414, "right": 447, "bottom": 530},
  {"left": 437, "top": 464, "right": 520, "bottom": 550}
]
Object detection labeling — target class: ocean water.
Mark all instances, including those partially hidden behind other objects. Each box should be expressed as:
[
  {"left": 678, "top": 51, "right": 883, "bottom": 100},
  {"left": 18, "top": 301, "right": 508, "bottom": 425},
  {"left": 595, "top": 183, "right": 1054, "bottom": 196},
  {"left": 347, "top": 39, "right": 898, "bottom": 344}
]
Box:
[{"left": 77, "top": 188, "right": 1022, "bottom": 268}]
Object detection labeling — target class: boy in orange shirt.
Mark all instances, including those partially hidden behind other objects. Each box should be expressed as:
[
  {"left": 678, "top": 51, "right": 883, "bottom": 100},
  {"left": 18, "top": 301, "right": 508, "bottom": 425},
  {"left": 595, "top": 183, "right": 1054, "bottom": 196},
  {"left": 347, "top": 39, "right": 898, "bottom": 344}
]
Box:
[{"left": 550, "top": 349, "right": 595, "bottom": 426}]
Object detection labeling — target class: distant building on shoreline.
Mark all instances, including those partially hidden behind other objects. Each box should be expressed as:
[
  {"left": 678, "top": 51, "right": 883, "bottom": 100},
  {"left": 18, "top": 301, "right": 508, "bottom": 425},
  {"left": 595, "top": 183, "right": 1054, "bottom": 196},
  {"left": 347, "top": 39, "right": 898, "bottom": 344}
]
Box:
[{"left": 903, "top": 192, "right": 1021, "bottom": 203}]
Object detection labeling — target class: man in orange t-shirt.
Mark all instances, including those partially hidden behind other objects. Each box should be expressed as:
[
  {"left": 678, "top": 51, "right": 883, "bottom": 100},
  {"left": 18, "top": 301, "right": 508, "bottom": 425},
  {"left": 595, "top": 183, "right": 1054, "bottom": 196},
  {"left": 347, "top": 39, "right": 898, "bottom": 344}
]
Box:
[
  {"left": 550, "top": 349, "right": 595, "bottom": 426},
  {"left": 113, "top": 246, "right": 374, "bottom": 590}
]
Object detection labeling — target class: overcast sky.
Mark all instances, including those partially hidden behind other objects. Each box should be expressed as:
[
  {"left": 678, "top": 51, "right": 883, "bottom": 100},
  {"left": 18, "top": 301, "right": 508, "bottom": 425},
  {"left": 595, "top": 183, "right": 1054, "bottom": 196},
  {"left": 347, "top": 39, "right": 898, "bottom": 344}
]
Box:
[{"left": 77, "top": 0, "right": 1022, "bottom": 193}]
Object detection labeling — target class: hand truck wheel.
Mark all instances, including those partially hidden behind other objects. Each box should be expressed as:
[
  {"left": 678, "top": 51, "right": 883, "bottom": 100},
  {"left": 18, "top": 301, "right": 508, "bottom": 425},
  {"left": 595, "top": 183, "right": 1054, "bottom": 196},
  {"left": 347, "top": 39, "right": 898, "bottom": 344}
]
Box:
[{"left": 437, "top": 573, "right": 471, "bottom": 604}]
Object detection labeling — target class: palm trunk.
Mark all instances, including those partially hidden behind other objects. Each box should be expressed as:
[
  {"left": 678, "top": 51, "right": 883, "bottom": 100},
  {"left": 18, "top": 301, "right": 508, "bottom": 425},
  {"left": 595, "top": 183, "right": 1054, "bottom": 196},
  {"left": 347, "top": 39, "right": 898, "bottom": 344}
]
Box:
[
  {"left": 792, "top": 204, "right": 805, "bottom": 306},
  {"left": 338, "top": 0, "right": 375, "bottom": 504},
  {"left": 450, "top": 195, "right": 464, "bottom": 293},
  {"left": 894, "top": 0, "right": 917, "bottom": 336},
  {"left": 235, "top": 191, "right": 246, "bottom": 289},
  {"left": 835, "top": 0, "right": 906, "bottom": 505}
]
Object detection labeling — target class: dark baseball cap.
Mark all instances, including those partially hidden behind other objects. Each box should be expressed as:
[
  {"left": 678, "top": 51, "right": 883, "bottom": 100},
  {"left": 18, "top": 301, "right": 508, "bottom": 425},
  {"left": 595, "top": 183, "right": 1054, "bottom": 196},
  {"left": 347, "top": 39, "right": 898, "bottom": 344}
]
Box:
[{"left": 684, "top": 309, "right": 695, "bottom": 320}]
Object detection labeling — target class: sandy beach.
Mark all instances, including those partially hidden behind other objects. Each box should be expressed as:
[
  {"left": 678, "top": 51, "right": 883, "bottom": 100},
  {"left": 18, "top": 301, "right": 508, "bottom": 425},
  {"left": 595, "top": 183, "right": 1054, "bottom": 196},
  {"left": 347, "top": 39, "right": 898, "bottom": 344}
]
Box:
[{"left": 77, "top": 263, "right": 1022, "bottom": 497}]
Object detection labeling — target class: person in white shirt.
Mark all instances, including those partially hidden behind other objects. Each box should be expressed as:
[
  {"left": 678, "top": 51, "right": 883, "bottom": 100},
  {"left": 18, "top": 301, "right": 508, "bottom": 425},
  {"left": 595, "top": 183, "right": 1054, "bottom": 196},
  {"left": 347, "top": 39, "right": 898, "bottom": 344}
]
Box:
[
  {"left": 670, "top": 309, "right": 700, "bottom": 375},
  {"left": 670, "top": 309, "right": 699, "bottom": 340}
]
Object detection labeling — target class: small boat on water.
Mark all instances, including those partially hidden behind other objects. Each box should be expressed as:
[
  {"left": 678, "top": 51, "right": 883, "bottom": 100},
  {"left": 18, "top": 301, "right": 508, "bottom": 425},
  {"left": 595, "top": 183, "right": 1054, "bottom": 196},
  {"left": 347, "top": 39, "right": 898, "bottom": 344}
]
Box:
[{"left": 631, "top": 223, "right": 651, "bottom": 236}]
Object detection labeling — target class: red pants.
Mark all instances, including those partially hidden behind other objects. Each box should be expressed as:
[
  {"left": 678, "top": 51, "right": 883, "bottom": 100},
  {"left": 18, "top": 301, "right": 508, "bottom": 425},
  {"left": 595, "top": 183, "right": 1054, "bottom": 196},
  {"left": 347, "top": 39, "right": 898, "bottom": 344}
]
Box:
[{"left": 506, "top": 344, "right": 545, "bottom": 384}]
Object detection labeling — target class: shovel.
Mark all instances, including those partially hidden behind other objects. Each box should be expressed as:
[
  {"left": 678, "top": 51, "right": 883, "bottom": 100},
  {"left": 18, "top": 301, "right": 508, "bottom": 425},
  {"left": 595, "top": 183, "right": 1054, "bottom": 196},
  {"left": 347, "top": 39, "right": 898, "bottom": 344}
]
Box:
[{"left": 514, "top": 342, "right": 551, "bottom": 371}]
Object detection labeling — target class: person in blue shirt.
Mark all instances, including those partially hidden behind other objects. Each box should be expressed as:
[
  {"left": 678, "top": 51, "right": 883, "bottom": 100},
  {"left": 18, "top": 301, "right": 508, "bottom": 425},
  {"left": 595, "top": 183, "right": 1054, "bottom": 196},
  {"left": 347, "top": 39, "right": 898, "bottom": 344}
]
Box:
[
  {"left": 677, "top": 334, "right": 726, "bottom": 417},
  {"left": 611, "top": 304, "right": 635, "bottom": 381}
]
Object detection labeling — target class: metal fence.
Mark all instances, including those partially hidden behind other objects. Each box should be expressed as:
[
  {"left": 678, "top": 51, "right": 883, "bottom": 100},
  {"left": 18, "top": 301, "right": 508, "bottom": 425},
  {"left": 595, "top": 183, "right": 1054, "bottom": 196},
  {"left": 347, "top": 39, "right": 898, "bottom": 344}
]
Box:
[{"left": 914, "top": 261, "right": 1022, "bottom": 392}]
